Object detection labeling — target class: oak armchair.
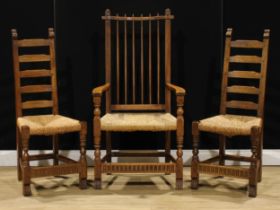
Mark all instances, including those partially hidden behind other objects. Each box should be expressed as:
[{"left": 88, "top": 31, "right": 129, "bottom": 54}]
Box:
[{"left": 93, "top": 9, "right": 186, "bottom": 189}]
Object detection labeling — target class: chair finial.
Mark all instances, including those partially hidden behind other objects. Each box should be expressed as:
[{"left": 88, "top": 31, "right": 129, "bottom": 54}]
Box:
[
  {"left": 264, "top": 29, "right": 270, "bottom": 38},
  {"left": 105, "top": 9, "right": 111, "bottom": 16},
  {"left": 226, "top": 28, "right": 233, "bottom": 37},
  {"left": 48, "top": 28, "right": 55, "bottom": 38},
  {"left": 11, "top": 29, "right": 18, "bottom": 39},
  {"left": 165, "top": 8, "right": 171, "bottom": 15}
]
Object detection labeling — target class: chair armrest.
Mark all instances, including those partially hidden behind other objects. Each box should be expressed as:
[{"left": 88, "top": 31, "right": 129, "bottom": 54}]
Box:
[
  {"left": 92, "top": 84, "right": 110, "bottom": 130},
  {"left": 165, "top": 82, "right": 186, "bottom": 96},
  {"left": 166, "top": 83, "right": 185, "bottom": 118},
  {"left": 92, "top": 83, "right": 110, "bottom": 97}
]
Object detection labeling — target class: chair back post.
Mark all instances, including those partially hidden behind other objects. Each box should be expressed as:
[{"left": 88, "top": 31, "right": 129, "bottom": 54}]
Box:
[
  {"left": 258, "top": 29, "right": 270, "bottom": 118},
  {"left": 165, "top": 8, "right": 172, "bottom": 112},
  {"left": 48, "top": 28, "right": 59, "bottom": 115},
  {"left": 11, "top": 29, "right": 23, "bottom": 118},
  {"left": 220, "top": 28, "right": 232, "bottom": 114},
  {"left": 105, "top": 9, "right": 112, "bottom": 113}
]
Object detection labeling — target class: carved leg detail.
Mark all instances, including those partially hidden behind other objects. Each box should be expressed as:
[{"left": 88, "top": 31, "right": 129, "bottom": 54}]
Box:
[
  {"left": 94, "top": 147, "right": 101, "bottom": 189},
  {"left": 93, "top": 99, "right": 102, "bottom": 189},
  {"left": 248, "top": 126, "right": 260, "bottom": 197},
  {"left": 176, "top": 102, "right": 184, "bottom": 190},
  {"left": 21, "top": 126, "right": 31, "bottom": 196}
]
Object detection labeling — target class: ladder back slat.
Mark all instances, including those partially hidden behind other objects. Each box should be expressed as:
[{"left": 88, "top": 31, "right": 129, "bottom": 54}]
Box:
[
  {"left": 22, "top": 100, "right": 53, "bottom": 109},
  {"left": 19, "top": 54, "right": 51, "bottom": 62},
  {"left": 227, "top": 85, "right": 259, "bottom": 95},
  {"left": 20, "top": 85, "right": 52, "bottom": 94},
  {"left": 228, "top": 70, "right": 261, "bottom": 79},
  {"left": 230, "top": 55, "right": 262, "bottom": 64},
  {"left": 17, "top": 39, "right": 50, "bottom": 47},
  {"left": 230, "top": 40, "right": 263, "bottom": 49},
  {"left": 226, "top": 100, "right": 258, "bottom": 110},
  {"left": 20, "top": 69, "right": 51, "bottom": 78}
]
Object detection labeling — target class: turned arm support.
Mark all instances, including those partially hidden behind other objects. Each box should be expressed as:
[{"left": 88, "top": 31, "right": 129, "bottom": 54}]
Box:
[
  {"left": 166, "top": 82, "right": 186, "bottom": 96},
  {"left": 92, "top": 83, "right": 110, "bottom": 97},
  {"left": 166, "top": 83, "right": 185, "bottom": 138},
  {"left": 165, "top": 82, "right": 186, "bottom": 108},
  {"left": 92, "top": 83, "right": 110, "bottom": 125}
]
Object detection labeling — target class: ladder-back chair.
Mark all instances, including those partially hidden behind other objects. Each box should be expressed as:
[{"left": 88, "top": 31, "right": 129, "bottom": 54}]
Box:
[
  {"left": 191, "top": 28, "right": 270, "bottom": 197},
  {"left": 93, "top": 9, "right": 186, "bottom": 189},
  {"left": 12, "top": 28, "right": 87, "bottom": 196}
]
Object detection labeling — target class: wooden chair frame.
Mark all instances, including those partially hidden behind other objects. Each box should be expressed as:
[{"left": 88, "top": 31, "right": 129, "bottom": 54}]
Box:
[
  {"left": 93, "top": 9, "right": 186, "bottom": 189},
  {"left": 191, "top": 28, "right": 270, "bottom": 197},
  {"left": 12, "top": 28, "right": 87, "bottom": 196}
]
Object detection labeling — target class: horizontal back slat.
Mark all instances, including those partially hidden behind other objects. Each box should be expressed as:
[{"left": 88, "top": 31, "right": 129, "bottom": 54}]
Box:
[
  {"left": 228, "top": 70, "right": 261, "bottom": 79},
  {"left": 230, "top": 40, "right": 263, "bottom": 49},
  {"left": 20, "top": 69, "right": 51, "bottom": 78},
  {"left": 17, "top": 39, "right": 50, "bottom": 47},
  {"left": 20, "top": 85, "right": 52, "bottom": 94},
  {"left": 226, "top": 100, "right": 258, "bottom": 110},
  {"left": 22, "top": 100, "right": 53, "bottom": 109},
  {"left": 102, "top": 15, "right": 174, "bottom": 21},
  {"left": 19, "top": 54, "right": 51, "bottom": 62},
  {"left": 111, "top": 104, "right": 165, "bottom": 111},
  {"left": 227, "top": 85, "right": 259, "bottom": 95},
  {"left": 230, "top": 55, "right": 262, "bottom": 64}
]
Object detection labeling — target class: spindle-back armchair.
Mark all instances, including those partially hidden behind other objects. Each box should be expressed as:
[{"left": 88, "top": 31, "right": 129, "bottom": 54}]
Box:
[{"left": 93, "top": 9, "right": 186, "bottom": 189}]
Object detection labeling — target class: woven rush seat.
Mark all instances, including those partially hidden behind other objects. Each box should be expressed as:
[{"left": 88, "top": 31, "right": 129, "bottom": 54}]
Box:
[
  {"left": 198, "top": 114, "right": 262, "bottom": 136},
  {"left": 101, "top": 113, "right": 177, "bottom": 131},
  {"left": 17, "top": 114, "right": 81, "bottom": 135}
]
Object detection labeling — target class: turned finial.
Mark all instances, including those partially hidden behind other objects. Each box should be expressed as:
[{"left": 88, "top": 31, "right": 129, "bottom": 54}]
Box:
[{"left": 11, "top": 29, "right": 18, "bottom": 40}]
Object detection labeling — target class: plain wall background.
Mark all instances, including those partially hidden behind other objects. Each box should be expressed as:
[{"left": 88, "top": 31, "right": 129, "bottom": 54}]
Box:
[{"left": 0, "top": 0, "right": 279, "bottom": 150}]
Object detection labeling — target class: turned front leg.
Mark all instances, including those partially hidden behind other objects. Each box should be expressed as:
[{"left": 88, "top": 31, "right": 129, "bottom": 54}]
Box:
[
  {"left": 93, "top": 96, "right": 102, "bottom": 189},
  {"left": 249, "top": 126, "right": 260, "bottom": 197},
  {"left": 21, "top": 126, "right": 31, "bottom": 196},
  {"left": 176, "top": 95, "right": 184, "bottom": 190}
]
